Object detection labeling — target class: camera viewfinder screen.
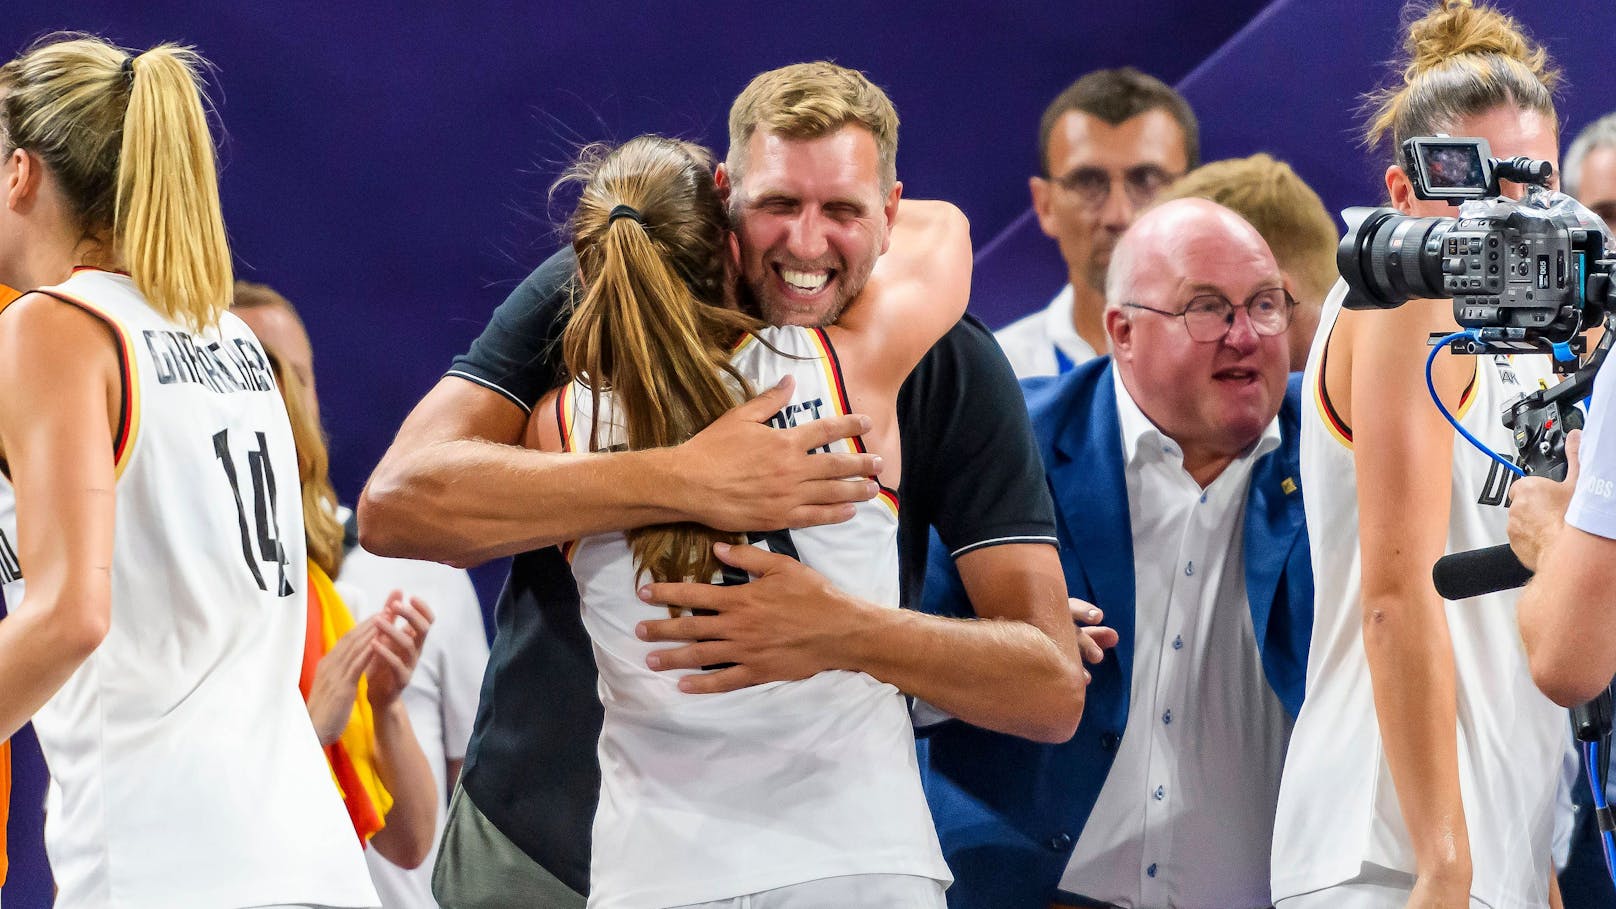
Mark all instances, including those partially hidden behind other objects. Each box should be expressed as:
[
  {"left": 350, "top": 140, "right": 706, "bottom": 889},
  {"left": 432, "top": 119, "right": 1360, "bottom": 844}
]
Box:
[{"left": 1421, "top": 143, "right": 1486, "bottom": 189}]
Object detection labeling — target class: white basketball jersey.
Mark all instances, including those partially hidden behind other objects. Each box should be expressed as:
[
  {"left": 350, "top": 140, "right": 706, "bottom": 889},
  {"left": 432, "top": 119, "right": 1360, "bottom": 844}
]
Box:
[
  {"left": 0, "top": 270, "right": 376, "bottom": 909},
  {"left": 557, "top": 326, "right": 950, "bottom": 909},
  {"left": 1271, "top": 281, "right": 1565, "bottom": 907}
]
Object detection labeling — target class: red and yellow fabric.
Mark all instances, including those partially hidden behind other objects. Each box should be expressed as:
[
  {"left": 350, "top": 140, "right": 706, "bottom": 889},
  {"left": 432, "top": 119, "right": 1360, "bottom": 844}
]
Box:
[
  {"left": 298, "top": 560, "right": 392, "bottom": 846},
  {"left": 1, "top": 737, "right": 10, "bottom": 885}
]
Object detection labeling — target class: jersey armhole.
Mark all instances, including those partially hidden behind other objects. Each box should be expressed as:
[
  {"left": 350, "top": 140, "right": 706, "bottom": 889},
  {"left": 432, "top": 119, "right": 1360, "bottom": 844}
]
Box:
[
  {"left": 24, "top": 290, "right": 139, "bottom": 478},
  {"left": 808, "top": 327, "right": 900, "bottom": 507}
]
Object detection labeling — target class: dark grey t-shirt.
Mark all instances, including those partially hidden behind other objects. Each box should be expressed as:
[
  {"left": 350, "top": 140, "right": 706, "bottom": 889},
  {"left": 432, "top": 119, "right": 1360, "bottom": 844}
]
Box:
[{"left": 452, "top": 247, "right": 1055, "bottom": 892}]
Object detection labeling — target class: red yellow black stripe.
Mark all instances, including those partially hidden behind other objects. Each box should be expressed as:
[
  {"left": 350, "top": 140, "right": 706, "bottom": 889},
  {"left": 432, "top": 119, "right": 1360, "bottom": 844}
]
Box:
[
  {"left": 35, "top": 289, "right": 139, "bottom": 478},
  {"left": 807, "top": 327, "right": 899, "bottom": 512}
]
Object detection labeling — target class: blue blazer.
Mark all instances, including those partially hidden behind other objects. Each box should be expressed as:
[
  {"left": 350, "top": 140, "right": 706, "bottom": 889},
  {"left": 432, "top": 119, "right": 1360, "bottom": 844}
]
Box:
[{"left": 918, "top": 357, "right": 1312, "bottom": 908}]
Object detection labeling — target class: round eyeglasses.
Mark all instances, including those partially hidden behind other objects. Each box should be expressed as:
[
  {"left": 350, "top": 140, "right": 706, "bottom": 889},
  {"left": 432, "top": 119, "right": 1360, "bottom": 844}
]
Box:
[
  {"left": 1123, "top": 288, "right": 1297, "bottom": 343},
  {"left": 1043, "top": 164, "right": 1179, "bottom": 210}
]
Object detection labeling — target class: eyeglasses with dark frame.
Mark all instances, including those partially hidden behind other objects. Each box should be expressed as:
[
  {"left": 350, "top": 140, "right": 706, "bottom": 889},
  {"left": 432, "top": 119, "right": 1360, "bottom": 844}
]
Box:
[
  {"left": 1042, "top": 164, "right": 1180, "bottom": 210},
  {"left": 1123, "top": 287, "right": 1297, "bottom": 343}
]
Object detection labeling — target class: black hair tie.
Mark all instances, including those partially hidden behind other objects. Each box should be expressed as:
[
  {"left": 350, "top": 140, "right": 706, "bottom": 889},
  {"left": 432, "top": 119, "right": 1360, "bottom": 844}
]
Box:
[
  {"left": 120, "top": 56, "right": 136, "bottom": 85},
  {"left": 608, "top": 204, "right": 644, "bottom": 227}
]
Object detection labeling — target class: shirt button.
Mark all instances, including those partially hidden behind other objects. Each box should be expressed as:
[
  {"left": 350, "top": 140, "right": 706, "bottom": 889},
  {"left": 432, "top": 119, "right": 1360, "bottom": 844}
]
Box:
[
  {"left": 1172, "top": 635, "right": 1183, "bottom": 650},
  {"left": 1153, "top": 785, "right": 1166, "bottom": 800},
  {"left": 1162, "top": 709, "right": 1172, "bottom": 725},
  {"left": 1184, "top": 561, "right": 1194, "bottom": 577},
  {"left": 1199, "top": 492, "right": 1208, "bottom": 504},
  {"left": 1047, "top": 832, "right": 1074, "bottom": 851},
  {"left": 1147, "top": 863, "right": 1158, "bottom": 878}
]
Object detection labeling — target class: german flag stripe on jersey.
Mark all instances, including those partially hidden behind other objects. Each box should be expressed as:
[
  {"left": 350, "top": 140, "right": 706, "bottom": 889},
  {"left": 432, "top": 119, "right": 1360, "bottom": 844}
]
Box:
[
  {"left": 806, "top": 327, "right": 899, "bottom": 516},
  {"left": 1313, "top": 345, "right": 1477, "bottom": 449},
  {"left": 32, "top": 289, "right": 141, "bottom": 479}
]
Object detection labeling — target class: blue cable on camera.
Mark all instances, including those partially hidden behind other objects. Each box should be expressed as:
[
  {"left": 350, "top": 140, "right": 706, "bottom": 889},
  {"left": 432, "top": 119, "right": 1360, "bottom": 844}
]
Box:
[
  {"left": 1585, "top": 740, "right": 1616, "bottom": 878},
  {"left": 1425, "top": 330, "right": 1524, "bottom": 478}
]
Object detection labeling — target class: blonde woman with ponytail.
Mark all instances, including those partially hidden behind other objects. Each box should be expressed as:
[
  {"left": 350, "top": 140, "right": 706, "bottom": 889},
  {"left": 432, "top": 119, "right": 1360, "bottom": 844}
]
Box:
[
  {"left": 1272, "top": 3, "right": 1568, "bottom": 907},
  {"left": 0, "top": 35, "right": 376, "bottom": 908},
  {"left": 526, "top": 134, "right": 967, "bottom": 907}
]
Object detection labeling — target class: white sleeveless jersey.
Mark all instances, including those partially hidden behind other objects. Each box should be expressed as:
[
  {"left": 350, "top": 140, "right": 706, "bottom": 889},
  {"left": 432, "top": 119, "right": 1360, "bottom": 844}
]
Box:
[
  {"left": 557, "top": 326, "right": 950, "bottom": 909},
  {"left": 1271, "top": 281, "right": 1565, "bottom": 908},
  {"left": 0, "top": 270, "right": 376, "bottom": 909}
]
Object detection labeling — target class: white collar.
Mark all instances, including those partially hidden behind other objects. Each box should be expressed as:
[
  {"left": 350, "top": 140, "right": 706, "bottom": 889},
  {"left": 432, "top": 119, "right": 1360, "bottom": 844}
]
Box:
[{"left": 1111, "top": 366, "right": 1282, "bottom": 474}]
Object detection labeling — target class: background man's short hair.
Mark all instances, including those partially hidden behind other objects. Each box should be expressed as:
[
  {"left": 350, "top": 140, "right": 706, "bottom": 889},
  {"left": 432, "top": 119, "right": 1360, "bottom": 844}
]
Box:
[
  {"left": 1037, "top": 67, "right": 1200, "bottom": 175},
  {"left": 1563, "top": 112, "right": 1616, "bottom": 199},
  {"left": 1156, "top": 153, "right": 1339, "bottom": 301}
]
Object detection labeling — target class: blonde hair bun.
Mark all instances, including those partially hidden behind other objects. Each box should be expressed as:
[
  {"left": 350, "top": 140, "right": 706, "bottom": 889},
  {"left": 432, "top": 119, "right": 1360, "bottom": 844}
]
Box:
[{"left": 1402, "top": 0, "right": 1559, "bottom": 90}]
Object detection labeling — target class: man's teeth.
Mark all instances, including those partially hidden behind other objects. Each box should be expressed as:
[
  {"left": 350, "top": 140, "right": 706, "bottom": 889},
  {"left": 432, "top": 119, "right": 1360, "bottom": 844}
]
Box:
[{"left": 780, "top": 268, "right": 829, "bottom": 293}]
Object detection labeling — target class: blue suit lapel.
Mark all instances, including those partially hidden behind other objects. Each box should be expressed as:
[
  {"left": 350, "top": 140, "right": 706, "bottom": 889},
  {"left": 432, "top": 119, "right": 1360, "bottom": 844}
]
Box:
[
  {"left": 1047, "top": 361, "right": 1136, "bottom": 686},
  {"left": 1242, "top": 374, "right": 1311, "bottom": 716}
]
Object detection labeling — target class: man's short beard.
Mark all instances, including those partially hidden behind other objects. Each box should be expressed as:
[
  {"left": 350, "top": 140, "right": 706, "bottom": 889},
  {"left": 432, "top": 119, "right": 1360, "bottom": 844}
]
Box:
[{"left": 743, "top": 277, "right": 857, "bottom": 329}]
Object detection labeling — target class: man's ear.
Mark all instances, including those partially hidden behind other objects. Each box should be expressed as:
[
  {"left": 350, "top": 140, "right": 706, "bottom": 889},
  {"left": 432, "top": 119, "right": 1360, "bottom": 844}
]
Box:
[
  {"left": 1029, "top": 176, "right": 1058, "bottom": 239},
  {"left": 714, "top": 163, "right": 733, "bottom": 206},
  {"left": 879, "top": 180, "right": 902, "bottom": 255},
  {"left": 1105, "top": 306, "right": 1134, "bottom": 361}
]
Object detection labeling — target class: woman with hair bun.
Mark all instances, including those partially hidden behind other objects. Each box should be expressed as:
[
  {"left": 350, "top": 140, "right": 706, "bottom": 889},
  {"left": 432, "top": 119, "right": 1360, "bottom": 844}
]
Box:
[
  {"left": 0, "top": 34, "right": 375, "bottom": 908},
  {"left": 1272, "top": 2, "right": 1568, "bottom": 907}
]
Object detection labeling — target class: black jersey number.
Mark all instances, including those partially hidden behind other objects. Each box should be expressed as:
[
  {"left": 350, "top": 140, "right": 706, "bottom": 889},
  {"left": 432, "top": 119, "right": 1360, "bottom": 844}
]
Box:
[
  {"left": 704, "top": 529, "right": 801, "bottom": 669},
  {"left": 214, "top": 428, "right": 294, "bottom": 596},
  {"left": 716, "top": 529, "right": 801, "bottom": 586}
]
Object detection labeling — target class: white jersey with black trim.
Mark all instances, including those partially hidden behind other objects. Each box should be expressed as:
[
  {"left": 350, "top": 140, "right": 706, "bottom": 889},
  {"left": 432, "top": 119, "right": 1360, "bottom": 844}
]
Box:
[
  {"left": 557, "top": 325, "right": 950, "bottom": 909},
  {"left": 1271, "top": 281, "right": 1564, "bottom": 909},
  {"left": 0, "top": 270, "right": 376, "bottom": 909}
]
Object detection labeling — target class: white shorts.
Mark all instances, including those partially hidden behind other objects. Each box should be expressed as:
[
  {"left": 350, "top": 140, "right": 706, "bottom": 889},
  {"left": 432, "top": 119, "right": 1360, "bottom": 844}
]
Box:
[
  {"left": 671, "top": 874, "right": 946, "bottom": 909},
  {"left": 1276, "top": 864, "right": 1489, "bottom": 909}
]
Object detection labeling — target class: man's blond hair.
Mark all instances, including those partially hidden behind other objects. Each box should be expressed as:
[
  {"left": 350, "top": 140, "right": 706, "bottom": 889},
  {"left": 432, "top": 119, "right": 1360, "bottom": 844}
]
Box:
[
  {"left": 726, "top": 61, "right": 899, "bottom": 191},
  {"left": 1157, "top": 154, "right": 1339, "bottom": 301}
]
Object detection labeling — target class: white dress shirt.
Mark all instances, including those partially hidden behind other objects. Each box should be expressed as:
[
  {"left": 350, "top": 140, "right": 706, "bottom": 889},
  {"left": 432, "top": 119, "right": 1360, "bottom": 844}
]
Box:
[
  {"left": 336, "top": 544, "right": 489, "bottom": 909},
  {"left": 1059, "top": 370, "right": 1290, "bottom": 909},
  {"left": 993, "top": 285, "right": 1100, "bottom": 379}
]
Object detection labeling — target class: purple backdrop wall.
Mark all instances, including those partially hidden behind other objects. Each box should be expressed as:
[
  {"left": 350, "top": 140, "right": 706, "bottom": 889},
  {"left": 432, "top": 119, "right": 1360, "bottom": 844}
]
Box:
[{"left": 6, "top": 0, "right": 1616, "bottom": 902}]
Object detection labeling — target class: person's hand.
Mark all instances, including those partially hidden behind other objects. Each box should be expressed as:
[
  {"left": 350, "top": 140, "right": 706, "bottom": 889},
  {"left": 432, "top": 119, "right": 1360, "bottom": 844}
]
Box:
[
  {"left": 306, "top": 622, "right": 376, "bottom": 746},
  {"left": 635, "top": 541, "right": 867, "bottom": 694},
  {"left": 672, "top": 376, "right": 884, "bottom": 532},
  {"left": 364, "top": 591, "right": 435, "bottom": 711},
  {"left": 1508, "top": 429, "right": 1581, "bottom": 571},
  {"left": 1068, "top": 598, "right": 1119, "bottom": 681}
]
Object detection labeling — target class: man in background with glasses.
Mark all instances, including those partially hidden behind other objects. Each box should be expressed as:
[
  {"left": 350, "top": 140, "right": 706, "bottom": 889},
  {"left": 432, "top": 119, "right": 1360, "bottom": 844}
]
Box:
[
  {"left": 995, "top": 68, "right": 1198, "bottom": 379},
  {"left": 921, "top": 198, "right": 1312, "bottom": 908}
]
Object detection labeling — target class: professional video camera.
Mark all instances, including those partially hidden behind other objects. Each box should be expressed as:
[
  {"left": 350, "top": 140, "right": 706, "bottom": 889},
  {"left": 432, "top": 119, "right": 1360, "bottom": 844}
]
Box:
[
  {"left": 1338, "top": 135, "right": 1613, "bottom": 361},
  {"left": 1337, "top": 136, "right": 1616, "bottom": 772}
]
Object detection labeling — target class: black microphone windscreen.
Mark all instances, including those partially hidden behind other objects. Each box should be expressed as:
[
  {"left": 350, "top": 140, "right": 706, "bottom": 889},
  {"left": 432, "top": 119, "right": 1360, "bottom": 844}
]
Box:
[{"left": 1432, "top": 543, "right": 1534, "bottom": 600}]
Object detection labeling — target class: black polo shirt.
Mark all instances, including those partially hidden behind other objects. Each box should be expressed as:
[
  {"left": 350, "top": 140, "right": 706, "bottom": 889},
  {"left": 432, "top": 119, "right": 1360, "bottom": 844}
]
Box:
[{"left": 448, "top": 248, "right": 1054, "bottom": 893}]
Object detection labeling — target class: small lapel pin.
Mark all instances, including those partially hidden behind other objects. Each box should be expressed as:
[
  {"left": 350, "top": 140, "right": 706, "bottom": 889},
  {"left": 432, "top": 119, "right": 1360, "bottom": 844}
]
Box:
[{"left": 1281, "top": 477, "right": 1297, "bottom": 495}]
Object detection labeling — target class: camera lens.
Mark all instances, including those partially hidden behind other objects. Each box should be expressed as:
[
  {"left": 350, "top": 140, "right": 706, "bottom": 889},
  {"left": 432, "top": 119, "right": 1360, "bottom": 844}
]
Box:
[{"left": 1338, "top": 208, "right": 1452, "bottom": 308}]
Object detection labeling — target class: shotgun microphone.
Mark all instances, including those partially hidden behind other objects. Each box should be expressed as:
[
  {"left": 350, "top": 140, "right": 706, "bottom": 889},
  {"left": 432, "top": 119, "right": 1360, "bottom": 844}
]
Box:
[{"left": 1431, "top": 543, "right": 1533, "bottom": 600}]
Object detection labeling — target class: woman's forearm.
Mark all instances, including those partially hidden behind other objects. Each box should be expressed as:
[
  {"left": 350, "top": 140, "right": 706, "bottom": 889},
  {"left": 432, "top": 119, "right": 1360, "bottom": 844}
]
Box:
[
  {"left": 366, "top": 702, "right": 438, "bottom": 869},
  {"left": 1362, "top": 588, "right": 1471, "bottom": 885}
]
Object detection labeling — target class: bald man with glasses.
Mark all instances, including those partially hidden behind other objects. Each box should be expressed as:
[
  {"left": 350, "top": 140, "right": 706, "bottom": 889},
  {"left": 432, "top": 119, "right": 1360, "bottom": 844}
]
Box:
[
  {"left": 996, "top": 68, "right": 1199, "bottom": 379},
  {"left": 922, "top": 198, "right": 1313, "bottom": 908}
]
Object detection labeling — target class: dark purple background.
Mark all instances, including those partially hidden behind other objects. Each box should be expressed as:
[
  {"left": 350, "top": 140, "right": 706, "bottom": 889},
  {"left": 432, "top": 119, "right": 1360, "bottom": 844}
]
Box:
[{"left": 6, "top": 0, "right": 1616, "bottom": 901}]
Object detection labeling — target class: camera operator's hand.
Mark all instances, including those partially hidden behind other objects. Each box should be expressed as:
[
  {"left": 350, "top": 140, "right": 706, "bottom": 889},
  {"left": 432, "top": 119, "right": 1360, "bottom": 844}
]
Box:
[{"left": 1507, "top": 429, "right": 1581, "bottom": 571}]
